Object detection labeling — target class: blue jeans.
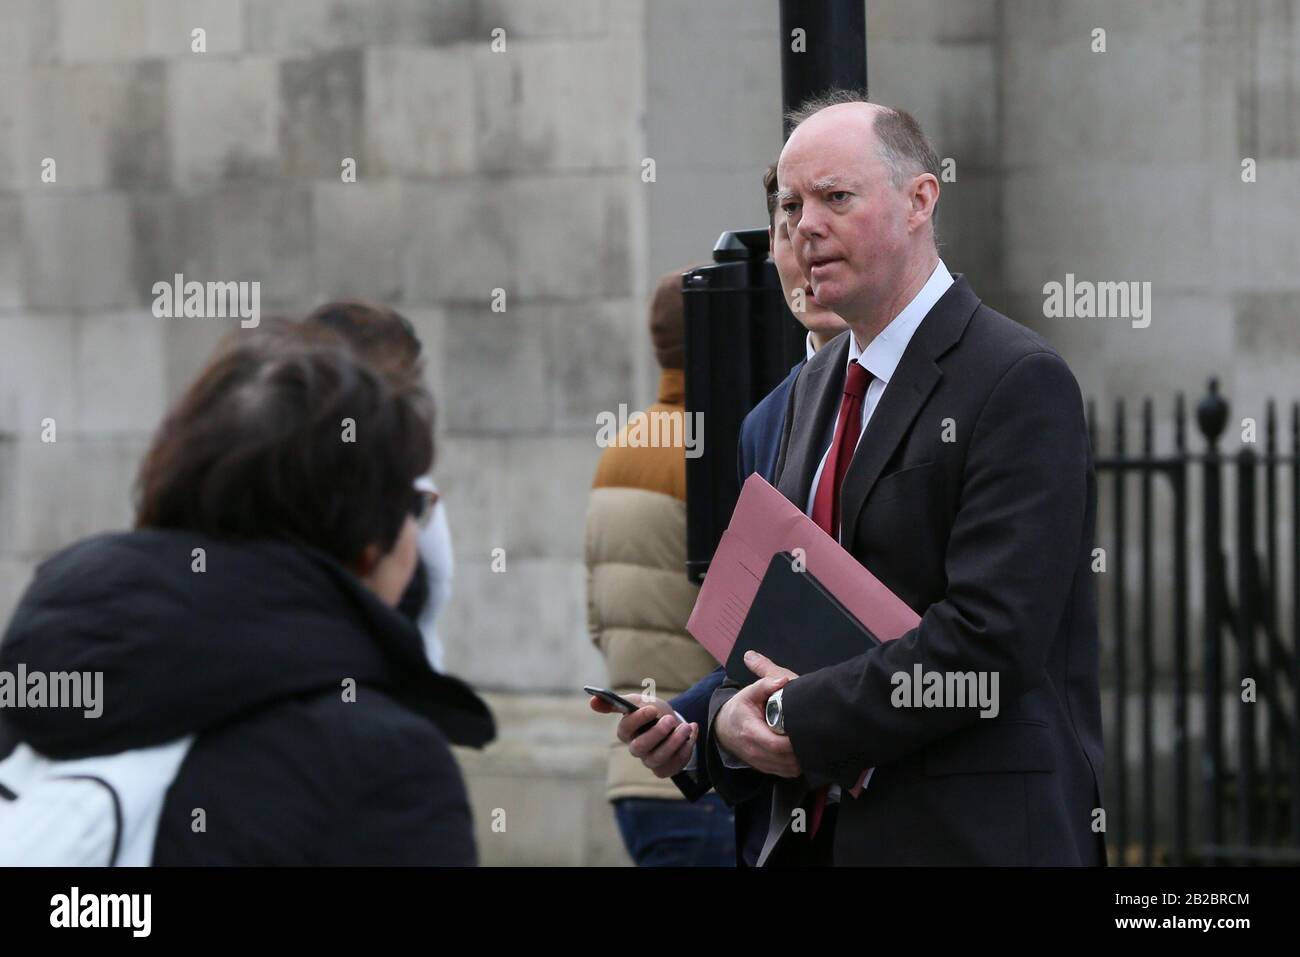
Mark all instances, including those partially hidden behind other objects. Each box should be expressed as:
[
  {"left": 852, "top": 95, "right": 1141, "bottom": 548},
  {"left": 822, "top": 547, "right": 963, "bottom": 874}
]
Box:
[{"left": 613, "top": 793, "right": 737, "bottom": 867}]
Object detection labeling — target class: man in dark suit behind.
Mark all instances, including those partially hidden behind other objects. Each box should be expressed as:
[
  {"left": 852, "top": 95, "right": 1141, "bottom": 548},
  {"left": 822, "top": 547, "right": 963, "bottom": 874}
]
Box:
[{"left": 706, "top": 94, "right": 1105, "bottom": 866}]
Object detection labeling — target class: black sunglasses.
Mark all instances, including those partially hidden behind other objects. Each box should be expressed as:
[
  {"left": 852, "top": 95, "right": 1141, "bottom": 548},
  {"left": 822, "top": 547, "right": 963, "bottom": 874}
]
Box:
[{"left": 408, "top": 487, "right": 439, "bottom": 527}]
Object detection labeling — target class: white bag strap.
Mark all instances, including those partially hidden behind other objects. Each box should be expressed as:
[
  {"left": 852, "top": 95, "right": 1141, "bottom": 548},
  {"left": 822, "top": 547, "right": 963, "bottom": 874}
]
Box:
[{"left": 0, "top": 737, "right": 195, "bottom": 866}]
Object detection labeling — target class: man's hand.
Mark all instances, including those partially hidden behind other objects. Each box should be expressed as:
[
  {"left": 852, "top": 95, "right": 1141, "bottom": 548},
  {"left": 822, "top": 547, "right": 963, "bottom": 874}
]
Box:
[
  {"left": 714, "top": 651, "right": 802, "bottom": 778},
  {"left": 743, "top": 650, "right": 797, "bottom": 684},
  {"left": 588, "top": 693, "right": 698, "bottom": 778}
]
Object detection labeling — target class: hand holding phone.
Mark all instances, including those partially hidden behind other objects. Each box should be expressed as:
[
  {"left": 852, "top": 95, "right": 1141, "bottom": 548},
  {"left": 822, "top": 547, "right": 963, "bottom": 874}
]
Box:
[
  {"left": 584, "top": 685, "right": 698, "bottom": 777},
  {"left": 584, "top": 686, "right": 679, "bottom": 741}
]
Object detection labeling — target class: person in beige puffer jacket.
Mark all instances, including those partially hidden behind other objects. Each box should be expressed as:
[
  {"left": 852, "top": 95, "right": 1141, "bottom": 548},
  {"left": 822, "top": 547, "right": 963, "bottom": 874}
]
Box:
[{"left": 585, "top": 271, "right": 734, "bottom": 866}]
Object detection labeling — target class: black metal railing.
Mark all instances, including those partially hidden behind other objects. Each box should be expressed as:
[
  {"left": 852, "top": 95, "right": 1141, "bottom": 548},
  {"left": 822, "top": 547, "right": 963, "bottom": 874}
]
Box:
[{"left": 1089, "top": 380, "right": 1300, "bottom": 865}]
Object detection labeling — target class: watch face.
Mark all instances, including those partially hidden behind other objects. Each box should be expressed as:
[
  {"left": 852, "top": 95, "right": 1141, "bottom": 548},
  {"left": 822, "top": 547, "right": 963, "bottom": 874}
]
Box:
[{"left": 766, "top": 695, "right": 780, "bottom": 727}]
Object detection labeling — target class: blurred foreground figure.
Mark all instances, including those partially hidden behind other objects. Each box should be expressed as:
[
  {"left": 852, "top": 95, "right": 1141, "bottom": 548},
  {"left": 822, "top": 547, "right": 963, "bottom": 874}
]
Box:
[{"left": 0, "top": 323, "right": 492, "bottom": 865}]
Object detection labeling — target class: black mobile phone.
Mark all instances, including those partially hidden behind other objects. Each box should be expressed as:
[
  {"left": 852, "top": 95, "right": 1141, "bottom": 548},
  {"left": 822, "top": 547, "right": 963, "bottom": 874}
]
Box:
[
  {"left": 583, "top": 685, "right": 640, "bottom": 714},
  {"left": 583, "top": 686, "right": 667, "bottom": 739}
]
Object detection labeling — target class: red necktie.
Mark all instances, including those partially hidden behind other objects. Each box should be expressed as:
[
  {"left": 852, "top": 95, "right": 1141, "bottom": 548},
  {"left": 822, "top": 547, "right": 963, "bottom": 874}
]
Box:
[
  {"left": 806, "top": 359, "right": 872, "bottom": 837},
  {"left": 811, "top": 360, "right": 873, "bottom": 540}
]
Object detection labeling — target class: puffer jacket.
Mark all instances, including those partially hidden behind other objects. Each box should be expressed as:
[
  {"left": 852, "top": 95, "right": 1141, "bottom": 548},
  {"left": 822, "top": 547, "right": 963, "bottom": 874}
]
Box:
[
  {"left": 585, "top": 369, "right": 717, "bottom": 801},
  {"left": 0, "top": 528, "right": 494, "bottom": 865}
]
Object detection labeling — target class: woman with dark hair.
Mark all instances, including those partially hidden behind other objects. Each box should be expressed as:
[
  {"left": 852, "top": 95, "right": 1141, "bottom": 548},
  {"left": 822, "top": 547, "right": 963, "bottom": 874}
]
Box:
[{"left": 0, "top": 323, "right": 493, "bottom": 865}]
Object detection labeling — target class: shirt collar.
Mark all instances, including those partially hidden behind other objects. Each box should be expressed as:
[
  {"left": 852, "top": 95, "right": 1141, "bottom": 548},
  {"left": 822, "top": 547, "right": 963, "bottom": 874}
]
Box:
[
  {"left": 804, "top": 331, "right": 816, "bottom": 362},
  {"left": 848, "top": 259, "right": 954, "bottom": 384}
]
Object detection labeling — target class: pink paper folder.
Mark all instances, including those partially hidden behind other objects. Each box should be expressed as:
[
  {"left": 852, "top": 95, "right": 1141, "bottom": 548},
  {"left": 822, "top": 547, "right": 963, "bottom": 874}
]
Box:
[{"left": 686, "top": 472, "right": 921, "bottom": 795}]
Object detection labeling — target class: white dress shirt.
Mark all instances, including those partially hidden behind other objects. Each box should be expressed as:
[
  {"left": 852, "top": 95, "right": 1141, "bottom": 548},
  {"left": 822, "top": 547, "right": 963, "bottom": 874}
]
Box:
[{"left": 804, "top": 259, "right": 954, "bottom": 523}]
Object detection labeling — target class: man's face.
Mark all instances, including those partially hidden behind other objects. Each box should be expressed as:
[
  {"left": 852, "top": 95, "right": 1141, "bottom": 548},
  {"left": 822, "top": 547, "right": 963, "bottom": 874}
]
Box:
[
  {"left": 769, "top": 217, "right": 848, "bottom": 341},
  {"left": 776, "top": 108, "right": 913, "bottom": 320}
]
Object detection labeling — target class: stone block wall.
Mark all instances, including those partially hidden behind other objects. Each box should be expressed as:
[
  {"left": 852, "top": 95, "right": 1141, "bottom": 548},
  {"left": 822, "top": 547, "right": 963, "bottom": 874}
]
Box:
[{"left": 2, "top": 0, "right": 1297, "bottom": 864}]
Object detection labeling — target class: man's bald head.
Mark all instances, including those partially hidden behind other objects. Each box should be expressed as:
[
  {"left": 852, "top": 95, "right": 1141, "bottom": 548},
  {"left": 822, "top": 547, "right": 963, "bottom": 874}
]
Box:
[
  {"left": 774, "top": 94, "right": 942, "bottom": 328},
  {"left": 785, "top": 95, "right": 941, "bottom": 191}
]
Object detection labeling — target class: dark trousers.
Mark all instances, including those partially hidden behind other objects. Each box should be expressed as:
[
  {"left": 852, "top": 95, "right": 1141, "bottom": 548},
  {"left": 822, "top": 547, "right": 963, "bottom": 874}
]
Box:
[{"left": 613, "top": 793, "right": 737, "bottom": 867}]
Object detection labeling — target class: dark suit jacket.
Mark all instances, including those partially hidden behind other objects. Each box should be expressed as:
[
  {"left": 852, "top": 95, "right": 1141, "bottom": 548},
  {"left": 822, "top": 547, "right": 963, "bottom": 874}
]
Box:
[
  {"left": 668, "top": 359, "right": 805, "bottom": 864},
  {"left": 738, "top": 360, "right": 805, "bottom": 485},
  {"left": 706, "top": 275, "right": 1105, "bottom": 866}
]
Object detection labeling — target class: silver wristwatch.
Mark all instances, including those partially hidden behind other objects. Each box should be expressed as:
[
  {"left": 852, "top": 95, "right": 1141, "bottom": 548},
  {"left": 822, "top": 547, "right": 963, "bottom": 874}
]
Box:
[{"left": 765, "top": 687, "right": 787, "bottom": 735}]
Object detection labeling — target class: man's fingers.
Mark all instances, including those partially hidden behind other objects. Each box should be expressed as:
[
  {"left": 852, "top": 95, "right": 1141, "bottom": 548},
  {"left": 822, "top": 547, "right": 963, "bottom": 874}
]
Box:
[
  {"left": 749, "top": 735, "right": 801, "bottom": 778},
  {"left": 644, "top": 721, "right": 696, "bottom": 775},
  {"left": 743, "top": 650, "right": 778, "bottom": 677},
  {"left": 616, "top": 705, "right": 662, "bottom": 744},
  {"left": 739, "top": 673, "right": 791, "bottom": 703},
  {"left": 627, "top": 713, "right": 678, "bottom": 757},
  {"left": 658, "top": 723, "right": 699, "bottom": 777},
  {"left": 744, "top": 650, "right": 797, "bottom": 682},
  {"left": 760, "top": 673, "right": 792, "bottom": 693},
  {"left": 589, "top": 696, "right": 616, "bottom": 714},
  {"left": 723, "top": 698, "right": 803, "bottom": 777},
  {"left": 768, "top": 746, "right": 803, "bottom": 778},
  {"left": 768, "top": 737, "right": 800, "bottom": 778},
  {"left": 641, "top": 718, "right": 688, "bottom": 765}
]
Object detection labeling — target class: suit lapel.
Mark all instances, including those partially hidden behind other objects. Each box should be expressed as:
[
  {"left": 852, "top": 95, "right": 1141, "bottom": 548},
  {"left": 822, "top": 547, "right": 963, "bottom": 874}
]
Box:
[
  {"left": 837, "top": 356, "right": 942, "bottom": 555},
  {"left": 775, "top": 332, "right": 851, "bottom": 510},
  {"left": 839, "top": 276, "right": 981, "bottom": 554}
]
